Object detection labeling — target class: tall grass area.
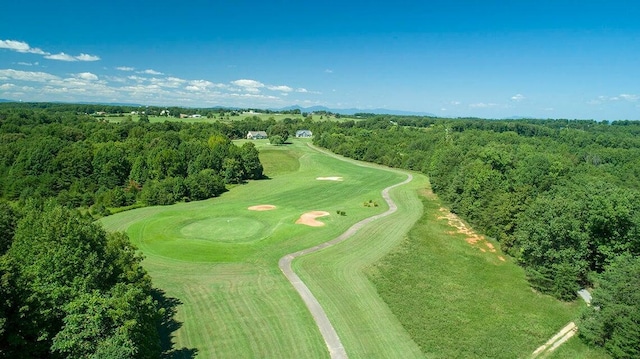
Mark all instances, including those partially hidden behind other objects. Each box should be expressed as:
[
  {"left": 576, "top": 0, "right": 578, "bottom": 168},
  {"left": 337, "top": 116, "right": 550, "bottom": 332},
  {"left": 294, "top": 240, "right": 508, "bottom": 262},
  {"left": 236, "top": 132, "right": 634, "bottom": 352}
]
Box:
[{"left": 368, "top": 194, "right": 610, "bottom": 359}]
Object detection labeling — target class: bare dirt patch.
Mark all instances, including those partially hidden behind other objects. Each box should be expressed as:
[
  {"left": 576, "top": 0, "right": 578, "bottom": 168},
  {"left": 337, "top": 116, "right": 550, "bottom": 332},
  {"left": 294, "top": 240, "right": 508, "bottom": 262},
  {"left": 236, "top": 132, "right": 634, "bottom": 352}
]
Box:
[
  {"left": 248, "top": 204, "right": 276, "bottom": 211},
  {"left": 438, "top": 207, "right": 506, "bottom": 262},
  {"left": 316, "top": 176, "right": 343, "bottom": 181},
  {"left": 296, "top": 211, "right": 330, "bottom": 227}
]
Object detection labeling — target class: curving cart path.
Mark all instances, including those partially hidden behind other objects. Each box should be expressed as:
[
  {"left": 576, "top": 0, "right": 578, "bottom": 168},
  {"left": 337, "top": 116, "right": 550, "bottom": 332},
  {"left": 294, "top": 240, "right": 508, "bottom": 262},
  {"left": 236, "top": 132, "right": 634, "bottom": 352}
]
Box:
[{"left": 279, "top": 151, "right": 413, "bottom": 359}]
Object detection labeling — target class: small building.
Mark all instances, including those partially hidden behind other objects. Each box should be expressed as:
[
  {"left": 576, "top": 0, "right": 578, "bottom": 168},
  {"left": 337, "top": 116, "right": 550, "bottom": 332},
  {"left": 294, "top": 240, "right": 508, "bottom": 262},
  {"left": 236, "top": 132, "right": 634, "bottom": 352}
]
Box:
[
  {"left": 295, "top": 130, "right": 313, "bottom": 138},
  {"left": 247, "top": 131, "right": 268, "bottom": 140}
]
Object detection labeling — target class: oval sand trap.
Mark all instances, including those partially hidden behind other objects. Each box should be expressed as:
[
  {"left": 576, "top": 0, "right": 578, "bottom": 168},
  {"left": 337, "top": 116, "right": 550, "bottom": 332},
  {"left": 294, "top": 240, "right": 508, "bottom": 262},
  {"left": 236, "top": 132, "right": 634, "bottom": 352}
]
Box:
[
  {"left": 316, "top": 176, "right": 343, "bottom": 181},
  {"left": 248, "top": 204, "right": 276, "bottom": 211},
  {"left": 296, "top": 211, "right": 330, "bottom": 227}
]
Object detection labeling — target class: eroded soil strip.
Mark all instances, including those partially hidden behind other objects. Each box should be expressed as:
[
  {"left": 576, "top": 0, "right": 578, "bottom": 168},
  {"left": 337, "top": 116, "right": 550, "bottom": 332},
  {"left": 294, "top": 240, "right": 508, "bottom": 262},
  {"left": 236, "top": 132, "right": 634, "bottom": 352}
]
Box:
[{"left": 279, "top": 154, "right": 413, "bottom": 359}]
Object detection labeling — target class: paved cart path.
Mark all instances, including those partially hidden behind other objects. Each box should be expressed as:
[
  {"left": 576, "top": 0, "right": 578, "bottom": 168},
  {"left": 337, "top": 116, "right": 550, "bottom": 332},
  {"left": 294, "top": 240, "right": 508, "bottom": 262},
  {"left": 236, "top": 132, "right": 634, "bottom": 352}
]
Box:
[{"left": 279, "top": 147, "right": 414, "bottom": 359}]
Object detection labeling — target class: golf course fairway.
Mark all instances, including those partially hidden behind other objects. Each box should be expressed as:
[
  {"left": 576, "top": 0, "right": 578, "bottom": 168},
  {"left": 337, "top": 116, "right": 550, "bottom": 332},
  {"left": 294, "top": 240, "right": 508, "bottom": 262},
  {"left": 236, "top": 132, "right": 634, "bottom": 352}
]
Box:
[{"left": 101, "top": 139, "right": 426, "bottom": 358}]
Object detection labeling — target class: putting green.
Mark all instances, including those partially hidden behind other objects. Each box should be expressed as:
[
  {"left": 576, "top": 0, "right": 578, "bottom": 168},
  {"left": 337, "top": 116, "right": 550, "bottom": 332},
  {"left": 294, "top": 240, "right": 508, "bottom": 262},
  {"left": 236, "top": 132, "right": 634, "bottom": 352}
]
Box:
[{"left": 179, "top": 217, "right": 266, "bottom": 242}]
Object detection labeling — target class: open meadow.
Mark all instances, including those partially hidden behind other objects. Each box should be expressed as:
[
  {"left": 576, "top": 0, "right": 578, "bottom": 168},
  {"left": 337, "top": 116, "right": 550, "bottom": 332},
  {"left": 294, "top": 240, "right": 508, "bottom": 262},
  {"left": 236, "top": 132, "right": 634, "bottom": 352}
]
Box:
[{"left": 101, "top": 139, "right": 608, "bottom": 358}]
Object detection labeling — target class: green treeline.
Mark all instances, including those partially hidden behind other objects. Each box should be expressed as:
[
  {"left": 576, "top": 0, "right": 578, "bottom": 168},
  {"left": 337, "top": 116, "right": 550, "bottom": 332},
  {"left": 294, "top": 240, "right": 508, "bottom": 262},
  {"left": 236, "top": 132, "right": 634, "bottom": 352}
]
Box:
[
  {"left": 0, "top": 107, "right": 274, "bottom": 214},
  {"left": 313, "top": 117, "right": 640, "bottom": 356},
  {"left": 0, "top": 201, "right": 160, "bottom": 358}
]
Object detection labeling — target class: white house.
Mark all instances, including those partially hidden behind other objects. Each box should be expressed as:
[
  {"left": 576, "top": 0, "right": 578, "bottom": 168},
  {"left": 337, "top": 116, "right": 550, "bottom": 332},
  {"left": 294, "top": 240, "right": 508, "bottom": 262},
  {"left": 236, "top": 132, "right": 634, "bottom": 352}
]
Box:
[
  {"left": 247, "top": 131, "right": 268, "bottom": 140},
  {"left": 295, "top": 130, "right": 313, "bottom": 138}
]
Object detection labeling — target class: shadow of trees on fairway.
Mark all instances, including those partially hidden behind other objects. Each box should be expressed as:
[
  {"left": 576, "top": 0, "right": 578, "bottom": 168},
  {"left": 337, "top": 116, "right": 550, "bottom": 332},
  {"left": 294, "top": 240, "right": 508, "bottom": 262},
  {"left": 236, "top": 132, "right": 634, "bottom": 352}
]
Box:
[{"left": 153, "top": 289, "right": 199, "bottom": 359}]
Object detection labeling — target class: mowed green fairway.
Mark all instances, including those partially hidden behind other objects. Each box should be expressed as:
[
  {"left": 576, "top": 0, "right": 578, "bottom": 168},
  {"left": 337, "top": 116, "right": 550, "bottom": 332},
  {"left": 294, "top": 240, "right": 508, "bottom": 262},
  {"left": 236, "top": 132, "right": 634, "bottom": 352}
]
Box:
[{"left": 100, "top": 139, "right": 418, "bottom": 358}]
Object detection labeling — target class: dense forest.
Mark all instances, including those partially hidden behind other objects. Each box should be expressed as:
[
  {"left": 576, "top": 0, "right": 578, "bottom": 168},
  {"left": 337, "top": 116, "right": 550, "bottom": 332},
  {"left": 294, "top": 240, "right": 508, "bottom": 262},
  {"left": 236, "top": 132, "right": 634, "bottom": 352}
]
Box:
[
  {"left": 312, "top": 116, "right": 640, "bottom": 357},
  {"left": 1, "top": 201, "right": 161, "bottom": 358}
]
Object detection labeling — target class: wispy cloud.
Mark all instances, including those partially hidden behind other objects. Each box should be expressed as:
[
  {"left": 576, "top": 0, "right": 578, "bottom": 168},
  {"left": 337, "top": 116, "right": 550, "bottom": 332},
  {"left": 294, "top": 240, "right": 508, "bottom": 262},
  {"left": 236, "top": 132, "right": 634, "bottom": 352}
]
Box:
[
  {"left": 0, "top": 39, "right": 46, "bottom": 54},
  {"left": 140, "top": 69, "right": 163, "bottom": 75},
  {"left": 116, "top": 66, "right": 135, "bottom": 71},
  {"left": 1, "top": 39, "right": 100, "bottom": 62},
  {"left": 74, "top": 72, "right": 98, "bottom": 81},
  {"left": 0, "top": 68, "right": 318, "bottom": 108},
  {"left": 619, "top": 93, "right": 639, "bottom": 102},
  {"left": 232, "top": 79, "right": 265, "bottom": 93},
  {"left": 324, "top": 69, "right": 333, "bottom": 73},
  {"left": 511, "top": 94, "right": 525, "bottom": 101},
  {"left": 470, "top": 102, "right": 498, "bottom": 108},
  {"left": 589, "top": 93, "right": 639, "bottom": 105},
  {"left": 44, "top": 52, "right": 77, "bottom": 61},
  {"left": 45, "top": 52, "right": 101, "bottom": 62},
  {"left": 0, "top": 69, "right": 60, "bottom": 82},
  {"left": 16, "top": 61, "right": 39, "bottom": 66},
  {"left": 268, "top": 85, "right": 293, "bottom": 92},
  {"left": 76, "top": 53, "right": 100, "bottom": 61}
]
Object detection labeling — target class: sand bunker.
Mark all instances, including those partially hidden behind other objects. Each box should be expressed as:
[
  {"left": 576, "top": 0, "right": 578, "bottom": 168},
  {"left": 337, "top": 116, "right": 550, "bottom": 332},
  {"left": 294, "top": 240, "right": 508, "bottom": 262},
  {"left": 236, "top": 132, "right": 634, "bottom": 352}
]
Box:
[
  {"left": 438, "top": 207, "right": 506, "bottom": 262},
  {"left": 296, "top": 211, "right": 330, "bottom": 227},
  {"left": 248, "top": 205, "right": 276, "bottom": 211},
  {"left": 316, "top": 176, "right": 343, "bottom": 181}
]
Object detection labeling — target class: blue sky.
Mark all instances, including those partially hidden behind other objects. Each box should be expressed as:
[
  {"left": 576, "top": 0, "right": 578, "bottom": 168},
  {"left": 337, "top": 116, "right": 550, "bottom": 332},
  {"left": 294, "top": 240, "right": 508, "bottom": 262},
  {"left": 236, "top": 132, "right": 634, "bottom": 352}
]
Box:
[{"left": 1, "top": 1, "right": 639, "bottom": 120}]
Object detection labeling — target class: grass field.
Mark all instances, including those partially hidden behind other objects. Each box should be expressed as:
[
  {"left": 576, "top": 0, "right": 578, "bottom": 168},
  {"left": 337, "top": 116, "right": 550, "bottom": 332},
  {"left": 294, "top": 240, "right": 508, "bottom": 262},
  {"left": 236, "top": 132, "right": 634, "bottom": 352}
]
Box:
[{"left": 100, "top": 139, "right": 607, "bottom": 358}]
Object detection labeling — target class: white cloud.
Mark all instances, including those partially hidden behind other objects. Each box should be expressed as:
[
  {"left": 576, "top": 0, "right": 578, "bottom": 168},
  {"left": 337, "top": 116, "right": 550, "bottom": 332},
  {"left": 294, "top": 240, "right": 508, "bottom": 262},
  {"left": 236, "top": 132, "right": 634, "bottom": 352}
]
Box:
[
  {"left": 0, "top": 67, "right": 319, "bottom": 109},
  {"left": 232, "top": 79, "right": 265, "bottom": 89},
  {"left": 75, "top": 72, "right": 98, "bottom": 81},
  {"left": 511, "top": 94, "right": 525, "bottom": 101},
  {"left": 140, "top": 69, "right": 163, "bottom": 75},
  {"left": 0, "top": 39, "right": 46, "bottom": 54},
  {"left": 590, "top": 94, "right": 639, "bottom": 105},
  {"left": 325, "top": 69, "right": 333, "bottom": 73},
  {"left": 1, "top": 39, "right": 100, "bottom": 62},
  {"left": 76, "top": 53, "right": 100, "bottom": 61},
  {"left": 45, "top": 52, "right": 77, "bottom": 61},
  {"left": 619, "top": 94, "right": 639, "bottom": 102},
  {"left": 450, "top": 101, "right": 461, "bottom": 105},
  {"left": 16, "top": 61, "right": 39, "bottom": 66},
  {"left": 0, "top": 69, "right": 60, "bottom": 82},
  {"left": 268, "top": 85, "right": 293, "bottom": 92},
  {"left": 43, "top": 52, "right": 101, "bottom": 62},
  {"left": 116, "top": 66, "right": 135, "bottom": 71}
]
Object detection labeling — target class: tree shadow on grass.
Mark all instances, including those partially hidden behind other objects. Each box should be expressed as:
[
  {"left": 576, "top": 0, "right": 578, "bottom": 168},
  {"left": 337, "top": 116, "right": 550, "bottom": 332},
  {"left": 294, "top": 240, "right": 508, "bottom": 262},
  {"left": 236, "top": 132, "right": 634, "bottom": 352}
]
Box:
[{"left": 153, "top": 288, "right": 199, "bottom": 359}]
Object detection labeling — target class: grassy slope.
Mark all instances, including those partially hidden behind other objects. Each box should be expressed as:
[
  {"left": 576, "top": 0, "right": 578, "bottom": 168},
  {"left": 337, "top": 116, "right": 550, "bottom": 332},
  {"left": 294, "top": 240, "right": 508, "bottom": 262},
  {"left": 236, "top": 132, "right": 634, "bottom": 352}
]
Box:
[
  {"left": 100, "top": 139, "right": 406, "bottom": 358},
  {"left": 365, "top": 191, "right": 610, "bottom": 358}
]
